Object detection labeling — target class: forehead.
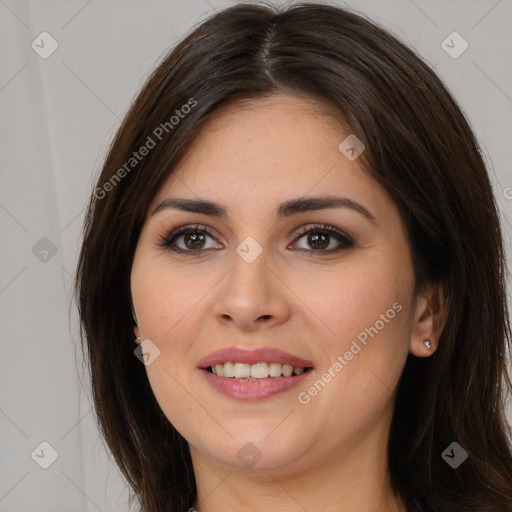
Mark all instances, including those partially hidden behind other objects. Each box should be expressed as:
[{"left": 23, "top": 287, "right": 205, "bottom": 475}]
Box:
[{"left": 150, "top": 93, "right": 382, "bottom": 216}]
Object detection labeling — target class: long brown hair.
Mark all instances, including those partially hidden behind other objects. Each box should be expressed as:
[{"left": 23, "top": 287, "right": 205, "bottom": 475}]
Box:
[{"left": 75, "top": 2, "right": 512, "bottom": 511}]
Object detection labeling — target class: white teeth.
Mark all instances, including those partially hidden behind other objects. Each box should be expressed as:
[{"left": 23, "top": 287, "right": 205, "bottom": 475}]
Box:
[
  {"left": 269, "top": 362, "right": 282, "bottom": 377},
  {"left": 223, "top": 361, "right": 235, "bottom": 378},
  {"left": 209, "top": 362, "right": 308, "bottom": 379},
  {"left": 251, "top": 362, "right": 269, "bottom": 378},
  {"left": 234, "top": 363, "right": 251, "bottom": 379},
  {"left": 282, "top": 364, "right": 293, "bottom": 377}
]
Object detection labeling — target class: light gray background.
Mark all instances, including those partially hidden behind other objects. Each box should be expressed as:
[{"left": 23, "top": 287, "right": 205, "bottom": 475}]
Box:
[{"left": 1, "top": 0, "right": 511, "bottom": 511}]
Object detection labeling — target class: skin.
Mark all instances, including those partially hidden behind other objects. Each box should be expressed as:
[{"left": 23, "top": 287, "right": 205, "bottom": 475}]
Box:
[{"left": 131, "top": 93, "right": 445, "bottom": 512}]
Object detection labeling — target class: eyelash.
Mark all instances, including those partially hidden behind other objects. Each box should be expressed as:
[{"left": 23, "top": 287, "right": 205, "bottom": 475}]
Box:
[{"left": 156, "top": 223, "right": 355, "bottom": 257}]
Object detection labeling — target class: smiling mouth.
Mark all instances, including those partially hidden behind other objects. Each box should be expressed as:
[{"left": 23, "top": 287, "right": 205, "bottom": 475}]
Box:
[{"left": 206, "top": 362, "right": 314, "bottom": 379}]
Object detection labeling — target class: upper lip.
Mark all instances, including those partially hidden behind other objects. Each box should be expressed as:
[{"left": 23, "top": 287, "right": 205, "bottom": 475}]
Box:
[{"left": 198, "top": 347, "right": 315, "bottom": 369}]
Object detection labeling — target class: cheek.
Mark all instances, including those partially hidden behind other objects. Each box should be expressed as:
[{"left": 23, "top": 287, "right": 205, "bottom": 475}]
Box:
[
  {"left": 144, "top": 362, "right": 205, "bottom": 447},
  {"left": 292, "top": 255, "right": 412, "bottom": 405},
  {"left": 131, "top": 255, "right": 213, "bottom": 343},
  {"left": 131, "top": 254, "right": 216, "bottom": 421},
  {"left": 294, "top": 256, "right": 409, "bottom": 344}
]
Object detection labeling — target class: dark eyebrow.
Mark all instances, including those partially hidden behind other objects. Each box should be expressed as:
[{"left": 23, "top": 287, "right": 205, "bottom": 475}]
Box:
[{"left": 151, "top": 195, "right": 376, "bottom": 224}]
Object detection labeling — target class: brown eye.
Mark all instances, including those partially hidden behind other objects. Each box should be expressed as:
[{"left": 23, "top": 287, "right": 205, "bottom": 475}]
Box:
[
  {"left": 158, "top": 224, "right": 222, "bottom": 254},
  {"left": 182, "top": 231, "right": 207, "bottom": 250},
  {"left": 305, "top": 232, "right": 330, "bottom": 250},
  {"left": 292, "top": 224, "right": 354, "bottom": 253}
]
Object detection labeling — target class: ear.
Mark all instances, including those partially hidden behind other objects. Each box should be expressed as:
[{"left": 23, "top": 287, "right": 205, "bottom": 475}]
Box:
[
  {"left": 409, "top": 281, "right": 447, "bottom": 357},
  {"left": 132, "top": 302, "right": 142, "bottom": 344},
  {"left": 133, "top": 324, "right": 141, "bottom": 345}
]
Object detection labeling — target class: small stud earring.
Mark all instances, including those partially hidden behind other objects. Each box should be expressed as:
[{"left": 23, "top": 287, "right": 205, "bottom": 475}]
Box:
[{"left": 423, "top": 339, "right": 431, "bottom": 350}]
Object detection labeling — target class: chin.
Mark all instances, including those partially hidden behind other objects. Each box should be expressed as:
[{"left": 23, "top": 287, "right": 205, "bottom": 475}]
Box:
[{"left": 195, "top": 431, "right": 310, "bottom": 472}]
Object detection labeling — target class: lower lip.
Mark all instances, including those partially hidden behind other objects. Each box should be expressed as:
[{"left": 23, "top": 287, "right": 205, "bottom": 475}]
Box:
[{"left": 200, "top": 368, "right": 313, "bottom": 401}]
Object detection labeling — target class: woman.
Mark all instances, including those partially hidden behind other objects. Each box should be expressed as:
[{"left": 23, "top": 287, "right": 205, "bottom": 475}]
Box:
[{"left": 75, "top": 2, "right": 512, "bottom": 511}]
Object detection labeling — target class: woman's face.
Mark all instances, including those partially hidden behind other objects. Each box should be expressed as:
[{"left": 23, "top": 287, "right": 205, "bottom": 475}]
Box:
[{"left": 130, "top": 93, "right": 432, "bottom": 473}]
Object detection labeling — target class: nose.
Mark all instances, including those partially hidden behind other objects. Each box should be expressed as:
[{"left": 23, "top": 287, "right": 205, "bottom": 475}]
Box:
[{"left": 212, "top": 249, "right": 292, "bottom": 332}]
